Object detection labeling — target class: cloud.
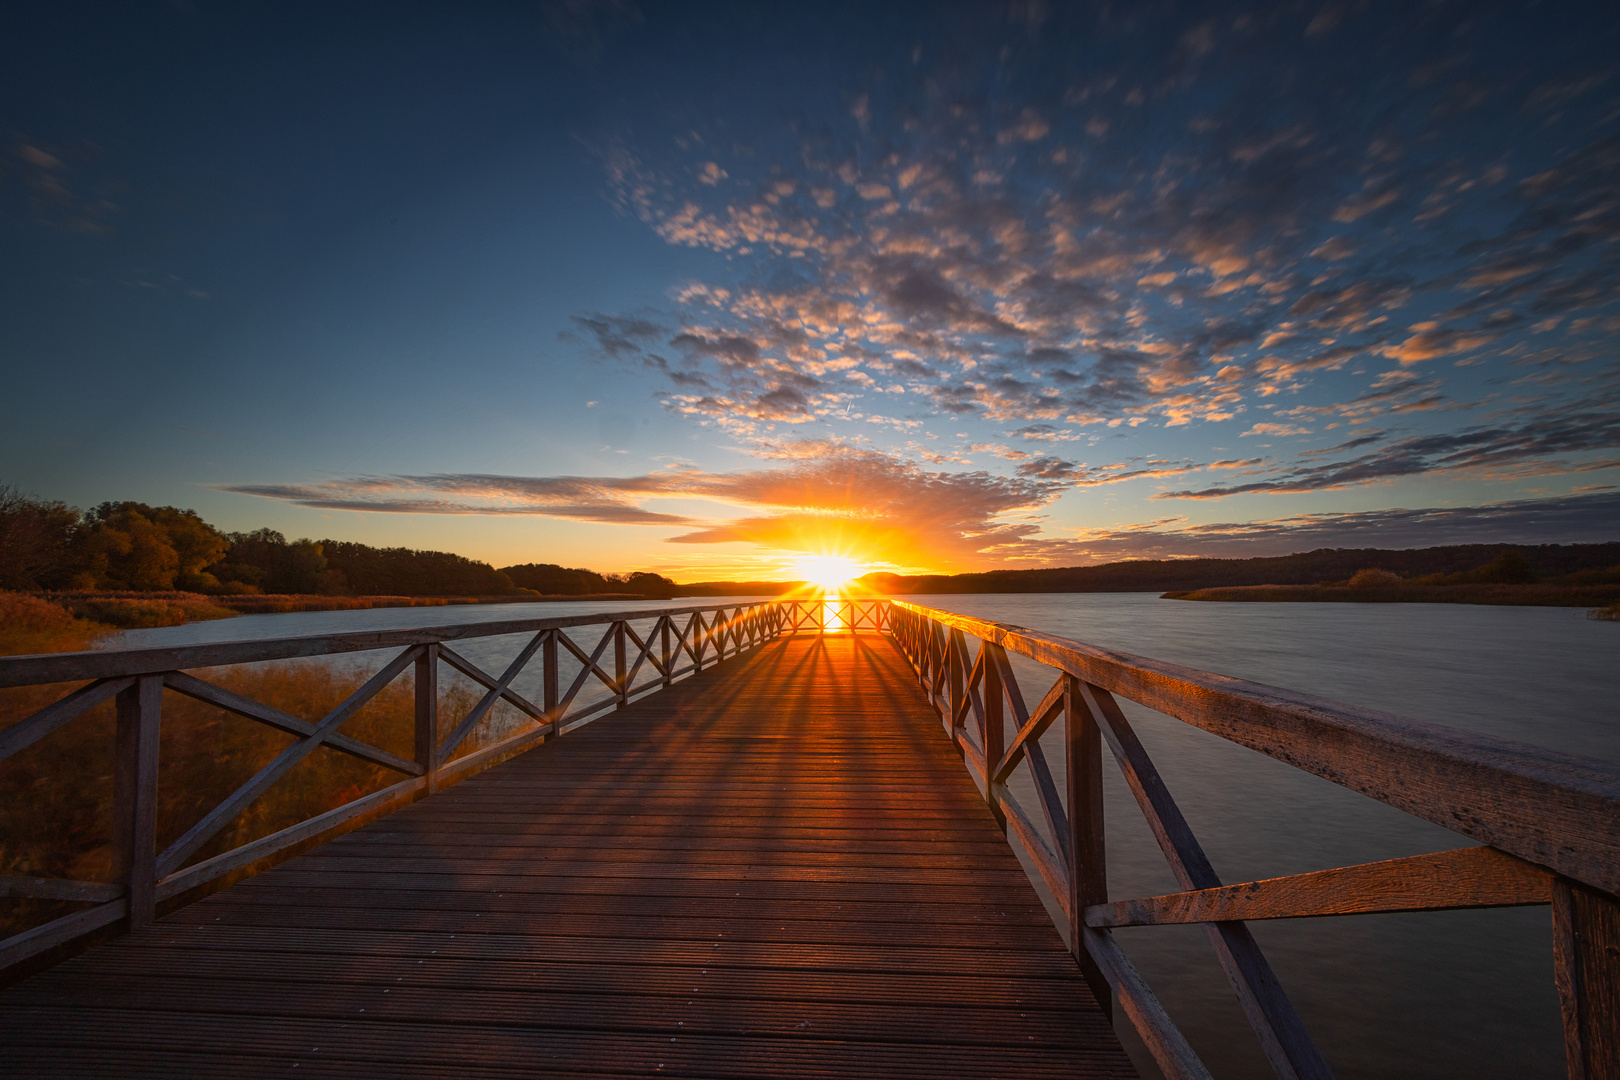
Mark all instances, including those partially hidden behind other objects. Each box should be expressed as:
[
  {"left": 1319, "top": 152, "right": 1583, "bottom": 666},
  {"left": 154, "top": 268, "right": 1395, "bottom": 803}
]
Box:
[
  {"left": 1159, "top": 408, "right": 1620, "bottom": 498},
  {"left": 560, "top": 7, "right": 1620, "bottom": 548},
  {"left": 1066, "top": 491, "right": 1620, "bottom": 561},
  {"left": 221, "top": 444, "right": 1077, "bottom": 571},
  {"left": 1241, "top": 422, "right": 1312, "bottom": 438},
  {"left": 1310, "top": 236, "right": 1357, "bottom": 260}
]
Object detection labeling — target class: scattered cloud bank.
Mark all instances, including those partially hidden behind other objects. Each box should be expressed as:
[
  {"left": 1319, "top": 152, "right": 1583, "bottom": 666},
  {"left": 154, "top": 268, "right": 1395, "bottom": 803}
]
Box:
[
  {"left": 224, "top": 458, "right": 1620, "bottom": 569},
  {"left": 228, "top": 5, "right": 1620, "bottom": 567},
  {"left": 572, "top": 6, "right": 1619, "bottom": 472},
  {"left": 1064, "top": 491, "right": 1620, "bottom": 561}
]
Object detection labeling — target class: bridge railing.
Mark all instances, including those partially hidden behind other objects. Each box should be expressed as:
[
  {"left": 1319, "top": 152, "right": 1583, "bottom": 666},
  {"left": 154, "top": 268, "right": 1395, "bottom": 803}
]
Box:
[
  {"left": 0, "top": 599, "right": 797, "bottom": 975},
  {"left": 887, "top": 600, "right": 1620, "bottom": 1080}
]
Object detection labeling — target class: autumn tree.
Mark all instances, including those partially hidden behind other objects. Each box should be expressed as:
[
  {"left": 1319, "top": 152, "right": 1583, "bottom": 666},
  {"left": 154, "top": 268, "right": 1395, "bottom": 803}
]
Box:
[
  {"left": 77, "top": 503, "right": 228, "bottom": 591},
  {"left": 0, "top": 487, "right": 81, "bottom": 590},
  {"left": 213, "top": 529, "right": 332, "bottom": 594}
]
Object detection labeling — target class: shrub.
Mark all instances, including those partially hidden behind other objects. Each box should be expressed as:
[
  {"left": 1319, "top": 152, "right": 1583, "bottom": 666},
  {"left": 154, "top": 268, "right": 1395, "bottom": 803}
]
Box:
[
  {"left": 59, "top": 592, "right": 238, "bottom": 628},
  {"left": 1349, "top": 568, "right": 1401, "bottom": 587},
  {"left": 0, "top": 594, "right": 110, "bottom": 656}
]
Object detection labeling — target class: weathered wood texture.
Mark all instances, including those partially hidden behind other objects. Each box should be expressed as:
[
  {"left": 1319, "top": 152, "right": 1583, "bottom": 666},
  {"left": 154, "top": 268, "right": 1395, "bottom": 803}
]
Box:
[
  {"left": 889, "top": 601, "right": 1620, "bottom": 1080},
  {"left": 0, "top": 601, "right": 765, "bottom": 688},
  {"left": 1554, "top": 878, "right": 1620, "bottom": 1080},
  {"left": 1089, "top": 845, "right": 1551, "bottom": 928},
  {"left": 0, "top": 633, "right": 1133, "bottom": 1080},
  {"left": 891, "top": 602, "right": 1620, "bottom": 899}
]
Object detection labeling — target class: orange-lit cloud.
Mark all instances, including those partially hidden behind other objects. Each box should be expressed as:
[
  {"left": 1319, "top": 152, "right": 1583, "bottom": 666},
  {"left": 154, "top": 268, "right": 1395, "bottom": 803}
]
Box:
[{"left": 222, "top": 444, "right": 1077, "bottom": 573}]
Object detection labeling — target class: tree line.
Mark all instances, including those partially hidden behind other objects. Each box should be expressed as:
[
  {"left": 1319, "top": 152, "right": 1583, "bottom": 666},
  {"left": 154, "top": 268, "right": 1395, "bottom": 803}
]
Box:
[
  {"left": 0, "top": 487, "right": 676, "bottom": 598},
  {"left": 862, "top": 542, "right": 1620, "bottom": 594}
]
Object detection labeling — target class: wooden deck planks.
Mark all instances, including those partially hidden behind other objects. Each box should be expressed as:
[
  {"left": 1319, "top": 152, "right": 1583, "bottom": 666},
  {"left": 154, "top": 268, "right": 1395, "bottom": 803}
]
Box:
[{"left": 0, "top": 632, "right": 1135, "bottom": 1079}]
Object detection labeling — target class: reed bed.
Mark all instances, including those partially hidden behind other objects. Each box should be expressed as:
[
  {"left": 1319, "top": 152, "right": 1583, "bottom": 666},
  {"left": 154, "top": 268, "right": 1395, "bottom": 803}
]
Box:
[{"left": 0, "top": 595, "right": 522, "bottom": 940}]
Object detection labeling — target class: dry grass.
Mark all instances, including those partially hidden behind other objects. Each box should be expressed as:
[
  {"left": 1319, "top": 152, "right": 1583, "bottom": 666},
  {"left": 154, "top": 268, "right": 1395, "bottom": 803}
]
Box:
[
  {"left": 0, "top": 594, "right": 111, "bottom": 656},
  {"left": 0, "top": 599, "right": 525, "bottom": 940},
  {"left": 33, "top": 591, "right": 240, "bottom": 630}
]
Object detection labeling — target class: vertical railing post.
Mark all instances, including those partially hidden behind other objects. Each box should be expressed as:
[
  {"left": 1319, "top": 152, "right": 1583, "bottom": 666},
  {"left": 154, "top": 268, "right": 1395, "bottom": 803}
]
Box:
[
  {"left": 1066, "top": 674, "right": 1111, "bottom": 1016},
  {"left": 982, "top": 643, "right": 1005, "bottom": 820},
  {"left": 1553, "top": 877, "right": 1620, "bottom": 1078},
  {"left": 661, "top": 617, "right": 673, "bottom": 687},
  {"left": 113, "top": 674, "right": 162, "bottom": 929},
  {"left": 947, "top": 629, "right": 964, "bottom": 737},
  {"left": 543, "top": 630, "right": 559, "bottom": 725},
  {"left": 414, "top": 644, "right": 440, "bottom": 794},
  {"left": 614, "top": 621, "right": 628, "bottom": 707}
]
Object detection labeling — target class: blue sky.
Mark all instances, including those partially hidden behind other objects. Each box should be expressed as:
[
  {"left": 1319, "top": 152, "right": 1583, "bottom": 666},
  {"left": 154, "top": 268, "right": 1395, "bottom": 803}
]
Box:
[{"left": 4, "top": 1, "right": 1618, "bottom": 578}]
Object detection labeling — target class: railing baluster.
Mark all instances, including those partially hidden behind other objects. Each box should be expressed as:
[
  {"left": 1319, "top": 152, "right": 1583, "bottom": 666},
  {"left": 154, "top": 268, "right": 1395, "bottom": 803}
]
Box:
[
  {"left": 983, "top": 641, "right": 1004, "bottom": 816},
  {"left": 614, "top": 621, "right": 628, "bottom": 707},
  {"left": 947, "top": 628, "right": 965, "bottom": 739},
  {"left": 543, "top": 629, "right": 559, "bottom": 719},
  {"left": 1066, "top": 673, "right": 1110, "bottom": 1014},
  {"left": 112, "top": 675, "right": 162, "bottom": 928},
  {"left": 1553, "top": 877, "right": 1620, "bottom": 1077},
  {"left": 415, "top": 644, "right": 441, "bottom": 794},
  {"left": 661, "top": 617, "right": 673, "bottom": 688},
  {"left": 1077, "top": 680, "right": 1330, "bottom": 1080}
]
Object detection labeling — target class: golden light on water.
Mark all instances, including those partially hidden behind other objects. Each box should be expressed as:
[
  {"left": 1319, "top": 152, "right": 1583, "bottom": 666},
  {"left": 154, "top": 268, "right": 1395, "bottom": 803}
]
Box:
[{"left": 822, "top": 599, "right": 846, "bottom": 633}]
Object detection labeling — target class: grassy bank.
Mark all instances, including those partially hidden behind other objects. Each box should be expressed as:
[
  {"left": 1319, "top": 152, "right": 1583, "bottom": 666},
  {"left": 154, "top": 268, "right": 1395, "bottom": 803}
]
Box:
[
  {"left": 1163, "top": 582, "right": 1620, "bottom": 607},
  {"left": 206, "top": 592, "right": 647, "bottom": 615},
  {"left": 0, "top": 593, "right": 513, "bottom": 941},
  {"left": 23, "top": 589, "right": 661, "bottom": 628}
]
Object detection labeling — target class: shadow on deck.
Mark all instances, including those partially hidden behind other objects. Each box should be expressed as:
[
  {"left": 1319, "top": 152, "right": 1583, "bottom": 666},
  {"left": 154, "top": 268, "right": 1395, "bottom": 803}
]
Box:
[{"left": 0, "top": 633, "right": 1132, "bottom": 1079}]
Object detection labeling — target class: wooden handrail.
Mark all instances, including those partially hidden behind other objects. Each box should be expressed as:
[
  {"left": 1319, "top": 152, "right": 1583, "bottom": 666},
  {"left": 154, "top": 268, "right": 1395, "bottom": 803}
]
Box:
[
  {"left": 0, "top": 601, "right": 770, "bottom": 688},
  {"left": 0, "top": 598, "right": 875, "bottom": 976},
  {"left": 10, "top": 594, "right": 1605, "bottom": 1075},
  {"left": 886, "top": 599, "right": 1620, "bottom": 1080}
]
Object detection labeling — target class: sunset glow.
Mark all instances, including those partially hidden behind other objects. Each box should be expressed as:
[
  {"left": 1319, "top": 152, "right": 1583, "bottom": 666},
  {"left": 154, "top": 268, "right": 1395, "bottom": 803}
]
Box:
[
  {"left": 791, "top": 555, "right": 865, "bottom": 593},
  {"left": 3, "top": 6, "right": 1615, "bottom": 578}
]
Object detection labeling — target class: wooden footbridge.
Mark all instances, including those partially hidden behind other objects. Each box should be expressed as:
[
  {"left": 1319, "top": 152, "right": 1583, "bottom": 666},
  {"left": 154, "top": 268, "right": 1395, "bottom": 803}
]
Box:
[{"left": 0, "top": 599, "right": 1616, "bottom": 1078}]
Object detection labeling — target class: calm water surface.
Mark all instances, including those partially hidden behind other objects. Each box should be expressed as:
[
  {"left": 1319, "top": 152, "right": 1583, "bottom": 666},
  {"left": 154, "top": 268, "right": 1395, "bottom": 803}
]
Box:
[
  {"left": 113, "top": 594, "right": 1618, "bottom": 1079},
  {"left": 911, "top": 593, "right": 1618, "bottom": 1080}
]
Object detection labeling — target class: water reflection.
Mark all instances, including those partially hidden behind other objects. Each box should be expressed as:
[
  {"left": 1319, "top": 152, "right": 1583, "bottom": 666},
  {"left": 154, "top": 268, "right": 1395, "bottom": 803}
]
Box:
[{"left": 912, "top": 593, "right": 1617, "bottom": 1080}]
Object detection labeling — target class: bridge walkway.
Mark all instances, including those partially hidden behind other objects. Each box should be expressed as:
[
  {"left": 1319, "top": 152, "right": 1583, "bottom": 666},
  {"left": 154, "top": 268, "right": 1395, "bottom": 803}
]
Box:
[{"left": 0, "top": 632, "right": 1133, "bottom": 1078}]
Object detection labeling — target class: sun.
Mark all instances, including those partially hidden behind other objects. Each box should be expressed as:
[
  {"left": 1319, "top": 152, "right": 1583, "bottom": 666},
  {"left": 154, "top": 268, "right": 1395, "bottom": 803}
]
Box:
[{"left": 790, "top": 554, "right": 865, "bottom": 593}]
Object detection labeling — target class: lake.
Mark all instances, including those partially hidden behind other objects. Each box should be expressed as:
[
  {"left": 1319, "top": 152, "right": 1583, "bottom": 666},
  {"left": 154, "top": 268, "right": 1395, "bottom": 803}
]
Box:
[{"left": 112, "top": 593, "right": 1619, "bottom": 1079}]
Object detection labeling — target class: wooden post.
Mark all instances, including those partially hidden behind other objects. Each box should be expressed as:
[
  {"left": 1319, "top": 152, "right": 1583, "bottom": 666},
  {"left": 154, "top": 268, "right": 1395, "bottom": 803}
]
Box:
[
  {"left": 614, "top": 621, "right": 627, "bottom": 707},
  {"left": 661, "top": 617, "right": 672, "bottom": 688},
  {"left": 982, "top": 643, "right": 1005, "bottom": 815},
  {"left": 112, "top": 675, "right": 162, "bottom": 928},
  {"left": 414, "top": 644, "right": 440, "bottom": 794},
  {"left": 1066, "top": 673, "right": 1111, "bottom": 1017},
  {"left": 1554, "top": 877, "right": 1620, "bottom": 1079},
  {"left": 948, "top": 629, "right": 964, "bottom": 738},
  {"left": 541, "top": 630, "right": 558, "bottom": 721}
]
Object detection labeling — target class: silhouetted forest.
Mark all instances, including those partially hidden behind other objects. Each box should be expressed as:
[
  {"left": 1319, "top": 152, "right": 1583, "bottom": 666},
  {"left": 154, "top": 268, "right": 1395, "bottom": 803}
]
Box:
[
  {"left": 7, "top": 485, "right": 1616, "bottom": 600},
  {"left": 861, "top": 543, "right": 1620, "bottom": 593},
  {"left": 0, "top": 487, "right": 676, "bottom": 598}
]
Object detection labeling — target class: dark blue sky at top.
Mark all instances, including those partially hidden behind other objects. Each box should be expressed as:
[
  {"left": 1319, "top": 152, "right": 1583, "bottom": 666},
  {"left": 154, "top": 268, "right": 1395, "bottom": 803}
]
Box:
[{"left": 3, "top": 1, "right": 1618, "bottom": 575}]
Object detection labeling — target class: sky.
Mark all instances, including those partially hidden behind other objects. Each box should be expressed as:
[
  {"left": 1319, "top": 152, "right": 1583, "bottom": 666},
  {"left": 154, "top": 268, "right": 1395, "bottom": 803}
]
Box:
[{"left": 3, "top": 1, "right": 1619, "bottom": 581}]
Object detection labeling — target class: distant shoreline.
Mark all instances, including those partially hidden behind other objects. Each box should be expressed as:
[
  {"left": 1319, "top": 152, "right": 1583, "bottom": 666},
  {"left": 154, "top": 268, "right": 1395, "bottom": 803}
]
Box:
[{"left": 1162, "top": 583, "right": 1620, "bottom": 607}]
